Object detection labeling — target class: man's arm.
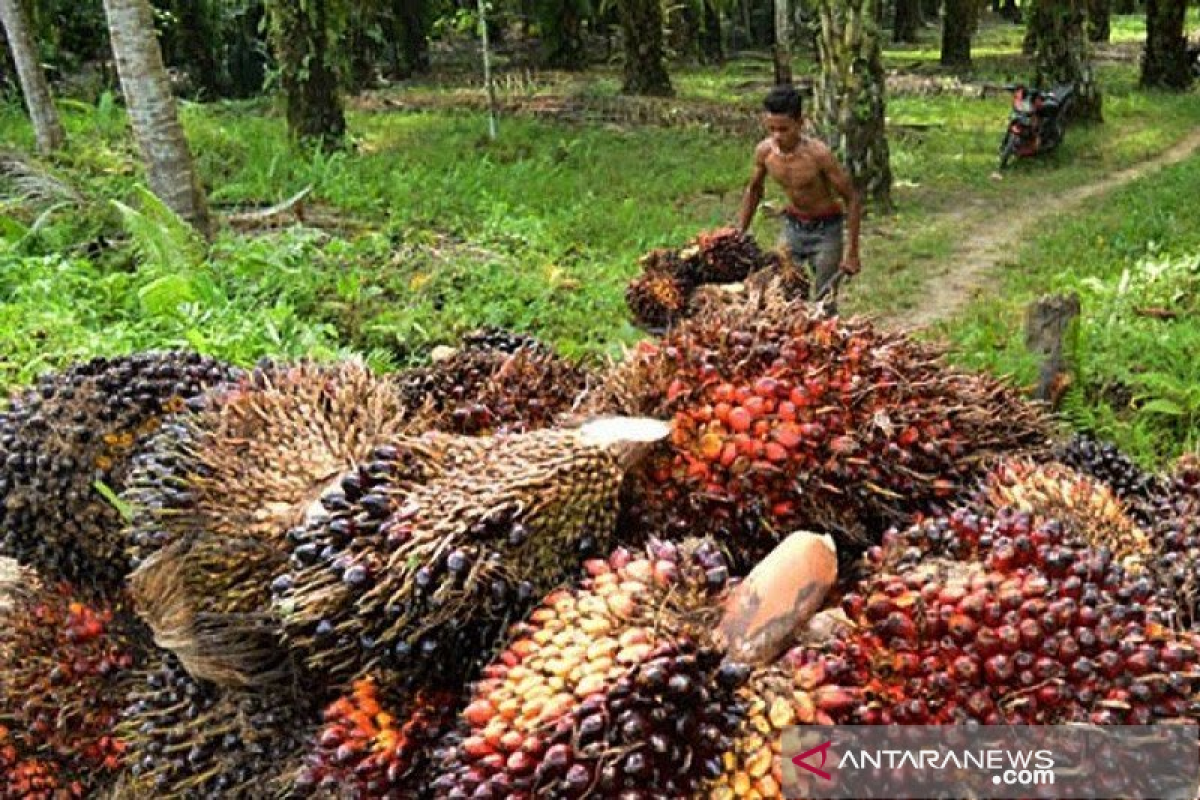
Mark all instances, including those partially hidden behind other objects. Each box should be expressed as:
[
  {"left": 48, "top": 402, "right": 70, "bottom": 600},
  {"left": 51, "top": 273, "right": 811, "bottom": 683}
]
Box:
[
  {"left": 817, "top": 147, "right": 862, "bottom": 274},
  {"left": 737, "top": 144, "right": 770, "bottom": 234}
]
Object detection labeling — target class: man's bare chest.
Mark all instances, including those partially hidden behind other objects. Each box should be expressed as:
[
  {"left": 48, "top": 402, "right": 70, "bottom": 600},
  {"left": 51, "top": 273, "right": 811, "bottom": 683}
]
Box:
[{"left": 765, "top": 152, "right": 824, "bottom": 191}]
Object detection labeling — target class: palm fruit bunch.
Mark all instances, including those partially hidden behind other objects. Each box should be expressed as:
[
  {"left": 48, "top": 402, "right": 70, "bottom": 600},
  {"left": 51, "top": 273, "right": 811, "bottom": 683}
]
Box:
[
  {"left": 595, "top": 296, "right": 1052, "bottom": 566},
  {"left": 1051, "top": 432, "right": 1164, "bottom": 517},
  {"left": 274, "top": 418, "right": 669, "bottom": 692},
  {"left": 972, "top": 458, "right": 1150, "bottom": 567},
  {"left": 780, "top": 505, "right": 1200, "bottom": 732},
  {"left": 291, "top": 676, "right": 460, "bottom": 797},
  {"left": 685, "top": 227, "right": 769, "bottom": 284},
  {"left": 120, "top": 360, "right": 419, "bottom": 691},
  {"left": 624, "top": 251, "right": 696, "bottom": 331},
  {"left": 430, "top": 537, "right": 752, "bottom": 799},
  {"left": 0, "top": 351, "right": 240, "bottom": 592},
  {"left": 625, "top": 228, "right": 780, "bottom": 331},
  {"left": 128, "top": 534, "right": 292, "bottom": 689},
  {"left": 123, "top": 358, "right": 415, "bottom": 566},
  {"left": 705, "top": 664, "right": 813, "bottom": 800},
  {"left": 1144, "top": 453, "right": 1200, "bottom": 627},
  {"left": 0, "top": 729, "right": 67, "bottom": 800},
  {"left": 0, "top": 579, "right": 145, "bottom": 797},
  {"left": 392, "top": 328, "right": 591, "bottom": 436},
  {"left": 117, "top": 653, "right": 315, "bottom": 798}
]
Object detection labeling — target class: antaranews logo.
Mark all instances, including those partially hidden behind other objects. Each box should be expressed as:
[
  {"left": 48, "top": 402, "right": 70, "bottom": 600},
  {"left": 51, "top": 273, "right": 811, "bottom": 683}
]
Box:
[
  {"left": 791, "top": 740, "right": 834, "bottom": 781},
  {"left": 780, "top": 724, "right": 1200, "bottom": 800}
]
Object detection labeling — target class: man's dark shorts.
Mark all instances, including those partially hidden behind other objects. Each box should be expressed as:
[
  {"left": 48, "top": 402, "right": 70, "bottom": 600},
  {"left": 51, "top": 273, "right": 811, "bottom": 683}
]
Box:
[{"left": 778, "top": 209, "right": 845, "bottom": 307}]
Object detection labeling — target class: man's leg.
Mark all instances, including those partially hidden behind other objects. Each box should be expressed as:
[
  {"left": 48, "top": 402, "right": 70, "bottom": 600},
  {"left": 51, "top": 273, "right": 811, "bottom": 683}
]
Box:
[{"left": 809, "top": 220, "right": 845, "bottom": 314}]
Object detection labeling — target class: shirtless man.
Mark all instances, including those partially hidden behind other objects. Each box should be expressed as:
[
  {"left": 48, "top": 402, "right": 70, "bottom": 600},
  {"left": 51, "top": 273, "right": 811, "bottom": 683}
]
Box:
[{"left": 736, "top": 85, "right": 862, "bottom": 311}]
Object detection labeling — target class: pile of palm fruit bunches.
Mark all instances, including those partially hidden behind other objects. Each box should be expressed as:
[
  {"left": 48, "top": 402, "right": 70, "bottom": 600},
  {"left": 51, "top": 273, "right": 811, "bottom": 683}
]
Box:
[
  {"left": 3, "top": 231, "right": 1200, "bottom": 799},
  {"left": 623, "top": 227, "right": 810, "bottom": 332}
]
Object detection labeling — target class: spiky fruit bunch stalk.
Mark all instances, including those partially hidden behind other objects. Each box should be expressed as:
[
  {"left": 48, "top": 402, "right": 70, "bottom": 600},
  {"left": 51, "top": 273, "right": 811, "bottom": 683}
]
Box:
[
  {"left": 594, "top": 299, "right": 1052, "bottom": 564},
  {"left": 431, "top": 538, "right": 751, "bottom": 799},
  {"left": 1052, "top": 433, "right": 1164, "bottom": 518},
  {"left": 291, "top": 676, "right": 460, "bottom": 798},
  {"left": 117, "top": 654, "right": 315, "bottom": 798},
  {"left": 128, "top": 534, "right": 292, "bottom": 689},
  {"left": 0, "top": 351, "right": 240, "bottom": 592},
  {"left": 783, "top": 506, "right": 1200, "bottom": 729},
  {"left": 274, "top": 420, "right": 667, "bottom": 692},
  {"left": 123, "top": 359, "right": 416, "bottom": 567},
  {"left": 392, "top": 329, "right": 591, "bottom": 436},
  {"left": 0, "top": 580, "right": 145, "bottom": 796},
  {"left": 973, "top": 459, "right": 1150, "bottom": 566}
]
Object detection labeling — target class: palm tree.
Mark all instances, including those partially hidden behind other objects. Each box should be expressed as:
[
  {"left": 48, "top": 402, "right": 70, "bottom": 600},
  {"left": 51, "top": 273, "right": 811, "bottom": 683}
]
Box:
[
  {"left": 814, "top": 0, "right": 894, "bottom": 208},
  {"left": 264, "top": 0, "right": 347, "bottom": 148},
  {"left": 616, "top": 0, "right": 673, "bottom": 95},
  {"left": 0, "top": 0, "right": 66, "bottom": 153},
  {"left": 102, "top": 0, "right": 212, "bottom": 236},
  {"left": 1140, "top": 0, "right": 1192, "bottom": 89}
]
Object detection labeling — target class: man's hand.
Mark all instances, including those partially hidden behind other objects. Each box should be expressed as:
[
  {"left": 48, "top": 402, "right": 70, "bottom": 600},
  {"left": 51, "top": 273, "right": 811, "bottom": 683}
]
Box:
[{"left": 840, "top": 253, "right": 861, "bottom": 276}]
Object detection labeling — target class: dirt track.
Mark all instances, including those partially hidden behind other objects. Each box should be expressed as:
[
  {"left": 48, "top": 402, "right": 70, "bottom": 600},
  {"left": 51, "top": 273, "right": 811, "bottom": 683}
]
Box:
[{"left": 897, "top": 127, "right": 1200, "bottom": 333}]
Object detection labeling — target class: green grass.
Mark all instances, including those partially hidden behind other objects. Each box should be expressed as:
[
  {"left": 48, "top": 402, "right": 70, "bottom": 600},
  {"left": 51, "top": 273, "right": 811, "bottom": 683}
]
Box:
[{"left": 942, "top": 155, "right": 1200, "bottom": 466}]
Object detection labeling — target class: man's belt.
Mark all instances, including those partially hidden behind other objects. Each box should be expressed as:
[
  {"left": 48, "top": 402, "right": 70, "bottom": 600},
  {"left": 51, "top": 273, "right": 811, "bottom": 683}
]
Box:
[{"left": 784, "top": 205, "right": 844, "bottom": 224}]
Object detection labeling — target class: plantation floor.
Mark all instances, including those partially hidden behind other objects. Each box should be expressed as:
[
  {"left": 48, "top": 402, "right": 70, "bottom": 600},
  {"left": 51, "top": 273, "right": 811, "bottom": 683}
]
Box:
[{"left": 894, "top": 125, "right": 1200, "bottom": 334}]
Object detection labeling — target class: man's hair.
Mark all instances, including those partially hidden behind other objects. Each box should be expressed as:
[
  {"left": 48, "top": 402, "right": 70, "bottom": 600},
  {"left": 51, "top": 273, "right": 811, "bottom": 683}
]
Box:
[{"left": 764, "top": 85, "right": 803, "bottom": 118}]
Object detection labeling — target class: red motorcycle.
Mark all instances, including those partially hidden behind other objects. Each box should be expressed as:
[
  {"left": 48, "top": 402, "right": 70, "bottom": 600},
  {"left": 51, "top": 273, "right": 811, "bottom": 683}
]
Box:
[{"left": 998, "top": 83, "right": 1075, "bottom": 169}]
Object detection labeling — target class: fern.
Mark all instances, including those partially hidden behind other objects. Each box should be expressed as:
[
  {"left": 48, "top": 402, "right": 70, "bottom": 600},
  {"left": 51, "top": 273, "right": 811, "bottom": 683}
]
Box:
[{"left": 111, "top": 185, "right": 206, "bottom": 274}]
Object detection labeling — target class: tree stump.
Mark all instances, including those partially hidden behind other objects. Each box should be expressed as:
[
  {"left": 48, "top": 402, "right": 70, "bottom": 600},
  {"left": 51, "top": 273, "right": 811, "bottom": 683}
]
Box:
[{"left": 1025, "top": 292, "right": 1080, "bottom": 409}]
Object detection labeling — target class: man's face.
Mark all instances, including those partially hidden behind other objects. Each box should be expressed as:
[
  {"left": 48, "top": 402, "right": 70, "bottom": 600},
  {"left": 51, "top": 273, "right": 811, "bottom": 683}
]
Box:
[{"left": 764, "top": 113, "right": 803, "bottom": 151}]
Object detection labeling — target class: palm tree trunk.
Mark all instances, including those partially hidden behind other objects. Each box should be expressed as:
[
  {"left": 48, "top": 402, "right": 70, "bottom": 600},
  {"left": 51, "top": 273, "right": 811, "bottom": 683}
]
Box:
[
  {"left": 941, "top": 0, "right": 975, "bottom": 65},
  {"left": 1031, "top": 0, "right": 1102, "bottom": 121},
  {"left": 101, "top": 0, "right": 211, "bottom": 236},
  {"left": 0, "top": 0, "right": 65, "bottom": 153},
  {"left": 1087, "top": 0, "right": 1111, "bottom": 41},
  {"left": 700, "top": 0, "right": 725, "bottom": 64},
  {"left": 815, "top": 0, "right": 894, "bottom": 209},
  {"left": 894, "top": 0, "right": 921, "bottom": 42},
  {"left": 616, "top": 0, "right": 673, "bottom": 95},
  {"left": 775, "top": 0, "right": 794, "bottom": 83},
  {"left": 1140, "top": 0, "right": 1191, "bottom": 88},
  {"left": 265, "top": 0, "right": 347, "bottom": 148}
]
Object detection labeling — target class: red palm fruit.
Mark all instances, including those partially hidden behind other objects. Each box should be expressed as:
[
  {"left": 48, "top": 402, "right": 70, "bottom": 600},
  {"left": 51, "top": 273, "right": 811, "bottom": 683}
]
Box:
[
  {"left": 431, "top": 538, "right": 748, "bottom": 798},
  {"left": 0, "top": 577, "right": 144, "bottom": 797},
  {"left": 295, "top": 676, "right": 460, "bottom": 796},
  {"left": 588, "top": 296, "right": 1053, "bottom": 567},
  {"left": 781, "top": 507, "right": 1200, "bottom": 733}
]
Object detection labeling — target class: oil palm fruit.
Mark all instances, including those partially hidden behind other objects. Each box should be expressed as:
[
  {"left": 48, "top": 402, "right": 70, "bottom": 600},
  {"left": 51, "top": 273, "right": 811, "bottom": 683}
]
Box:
[
  {"left": 431, "top": 537, "right": 752, "bottom": 798},
  {"left": 789, "top": 504, "right": 1200, "bottom": 731},
  {"left": 274, "top": 418, "right": 671, "bottom": 692},
  {"left": 0, "top": 577, "right": 145, "bottom": 797},
  {"left": 973, "top": 458, "right": 1150, "bottom": 567},
  {"left": 593, "top": 296, "right": 1052, "bottom": 567},
  {"left": 123, "top": 359, "right": 415, "bottom": 567},
  {"left": 117, "top": 654, "right": 314, "bottom": 798},
  {"left": 291, "top": 675, "right": 459, "bottom": 798},
  {"left": 392, "top": 327, "right": 591, "bottom": 436},
  {"left": 0, "top": 352, "right": 239, "bottom": 593}
]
